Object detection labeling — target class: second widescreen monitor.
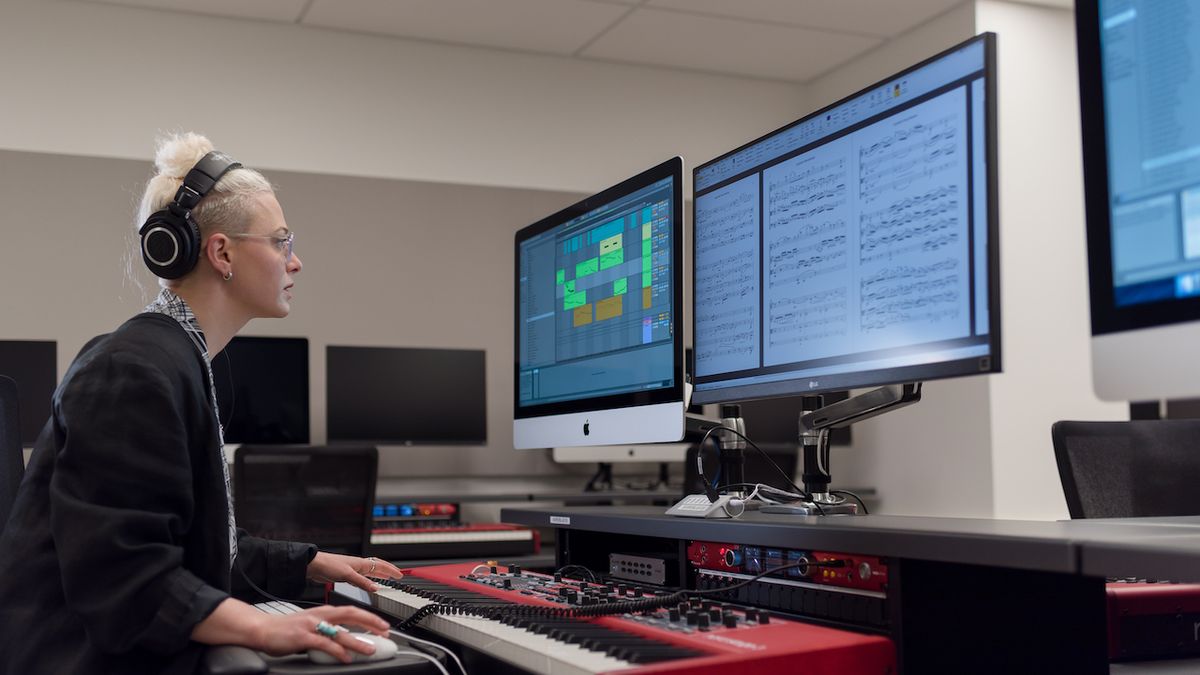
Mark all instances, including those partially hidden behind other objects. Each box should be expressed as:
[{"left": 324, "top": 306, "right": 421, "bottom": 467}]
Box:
[{"left": 326, "top": 346, "right": 487, "bottom": 445}]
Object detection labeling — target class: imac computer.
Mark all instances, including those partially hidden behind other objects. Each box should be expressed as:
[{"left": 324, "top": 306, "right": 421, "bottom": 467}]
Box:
[
  {"left": 1077, "top": 0, "right": 1200, "bottom": 401},
  {"left": 326, "top": 346, "right": 487, "bottom": 445},
  {"left": 213, "top": 336, "right": 310, "bottom": 445},
  {"left": 515, "top": 157, "right": 685, "bottom": 449},
  {"left": 686, "top": 34, "right": 1000, "bottom": 515}
]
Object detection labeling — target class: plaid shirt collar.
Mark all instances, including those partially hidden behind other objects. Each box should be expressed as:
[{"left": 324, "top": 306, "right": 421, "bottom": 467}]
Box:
[{"left": 143, "top": 287, "right": 211, "bottom": 363}]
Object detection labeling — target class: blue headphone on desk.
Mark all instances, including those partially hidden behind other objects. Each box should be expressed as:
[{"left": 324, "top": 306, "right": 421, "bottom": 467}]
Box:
[{"left": 139, "top": 151, "right": 242, "bottom": 279}]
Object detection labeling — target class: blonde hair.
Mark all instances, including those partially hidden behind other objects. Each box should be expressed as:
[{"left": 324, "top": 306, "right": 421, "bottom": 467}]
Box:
[{"left": 136, "top": 132, "right": 274, "bottom": 239}]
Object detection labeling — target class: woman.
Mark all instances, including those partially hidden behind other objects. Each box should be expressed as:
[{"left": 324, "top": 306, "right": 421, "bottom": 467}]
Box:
[{"left": 0, "top": 133, "right": 404, "bottom": 673}]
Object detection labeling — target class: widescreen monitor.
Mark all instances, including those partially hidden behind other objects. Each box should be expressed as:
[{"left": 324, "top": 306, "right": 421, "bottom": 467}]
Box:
[
  {"left": 213, "top": 336, "right": 309, "bottom": 444},
  {"left": 0, "top": 340, "right": 56, "bottom": 446},
  {"left": 1077, "top": 0, "right": 1200, "bottom": 401},
  {"left": 691, "top": 34, "right": 1000, "bottom": 405},
  {"left": 515, "top": 157, "right": 685, "bottom": 449},
  {"left": 327, "top": 346, "right": 486, "bottom": 445}
]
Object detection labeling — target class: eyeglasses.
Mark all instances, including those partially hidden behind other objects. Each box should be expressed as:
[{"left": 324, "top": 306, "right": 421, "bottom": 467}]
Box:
[{"left": 230, "top": 231, "right": 295, "bottom": 259}]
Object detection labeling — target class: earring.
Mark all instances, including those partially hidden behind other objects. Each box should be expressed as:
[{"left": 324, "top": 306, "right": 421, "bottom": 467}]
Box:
[{"left": 223, "top": 271, "right": 234, "bottom": 282}]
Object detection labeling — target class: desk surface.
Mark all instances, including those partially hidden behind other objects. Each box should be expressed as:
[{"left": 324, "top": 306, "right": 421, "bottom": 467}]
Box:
[
  {"left": 501, "top": 505, "right": 1200, "bottom": 579},
  {"left": 377, "top": 476, "right": 873, "bottom": 504}
]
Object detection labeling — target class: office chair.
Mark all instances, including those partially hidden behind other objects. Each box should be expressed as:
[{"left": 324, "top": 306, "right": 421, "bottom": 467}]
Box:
[
  {"left": 233, "top": 445, "right": 378, "bottom": 555},
  {"left": 1052, "top": 419, "right": 1200, "bottom": 519},
  {"left": 0, "top": 376, "right": 23, "bottom": 537}
]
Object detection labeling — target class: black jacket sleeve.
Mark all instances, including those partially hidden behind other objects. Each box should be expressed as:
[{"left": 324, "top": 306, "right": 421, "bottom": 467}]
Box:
[
  {"left": 232, "top": 529, "right": 317, "bottom": 600},
  {"left": 48, "top": 347, "right": 228, "bottom": 655}
]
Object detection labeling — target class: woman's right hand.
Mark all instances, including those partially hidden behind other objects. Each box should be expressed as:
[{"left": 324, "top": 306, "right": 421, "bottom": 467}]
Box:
[{"left": 252, "top": 604, "right": 392, "bottom": 663}]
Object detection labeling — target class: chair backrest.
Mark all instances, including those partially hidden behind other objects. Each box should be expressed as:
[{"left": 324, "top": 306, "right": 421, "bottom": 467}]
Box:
[
  {"left": 1052, "top": 419, "right": 1200, "bottom": 519},
  {"left": 0, "top": 376, "right": 24, "bottom": 537},
  {"left": 233, "top": 445, "right": 377, "bottom": 555}
]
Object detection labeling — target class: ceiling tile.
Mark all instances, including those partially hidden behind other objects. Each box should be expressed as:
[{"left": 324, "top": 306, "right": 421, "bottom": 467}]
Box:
[
  {"left": 303, "top": 0, "right": 630, "bottom": 55},
  {"left": 582, "top": 7, "right": 881, "bottom": 82},
  {"left": 79, "top": 0, "right": 309, "bottom": 22},
  {"left": 646, "top": 0, "right": 964, "bottom": 38}
]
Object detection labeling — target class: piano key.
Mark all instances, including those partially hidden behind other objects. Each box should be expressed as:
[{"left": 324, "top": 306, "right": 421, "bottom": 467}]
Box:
[{"left": 370, "top": 529, "right": 534, "bottom": 545}]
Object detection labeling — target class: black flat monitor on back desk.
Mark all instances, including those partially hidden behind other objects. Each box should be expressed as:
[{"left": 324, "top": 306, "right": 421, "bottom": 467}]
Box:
[
  {"left": 326, "top": 345, "right": 487, "bottom": 445},
  {"left": 0, "top": 340, "right": 56, "bottom": 447},
  {"left": 686, "top": 33, "right": 1002, "bottom": 516},
  {"left": 213, "top": 336, "right": 309, "bottom": 445}
]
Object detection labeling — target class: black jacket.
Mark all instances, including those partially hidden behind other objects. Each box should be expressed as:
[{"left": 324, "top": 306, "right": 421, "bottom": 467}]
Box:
[{"left": 0, "top": 313, "right": 316, "bottom": 674}]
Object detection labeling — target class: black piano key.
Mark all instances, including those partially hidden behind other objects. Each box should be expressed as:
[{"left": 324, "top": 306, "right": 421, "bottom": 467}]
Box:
[{"left": 387, "top": 576, "right": 705, "bottom": 664}]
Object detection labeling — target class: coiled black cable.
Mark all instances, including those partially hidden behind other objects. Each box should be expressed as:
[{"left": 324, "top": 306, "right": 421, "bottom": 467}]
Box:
[{"left": 386, "top": 559, "right": 845, "bottom": 630}]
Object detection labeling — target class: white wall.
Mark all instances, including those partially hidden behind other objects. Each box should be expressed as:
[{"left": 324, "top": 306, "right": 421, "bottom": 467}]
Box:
[
  {"left": 974, "top": 0, "right": 1126, "bottom": 519},
  {"left": 806, "top": 3, "right": 979, "bottom": 110},
  {"left": 0, "top": 0, "right": 807, "bottom": 194}
]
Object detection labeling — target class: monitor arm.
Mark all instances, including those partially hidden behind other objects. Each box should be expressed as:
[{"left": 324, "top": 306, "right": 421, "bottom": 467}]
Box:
[
  {"left": 800, "top": 383, "right": 922, "bottom": 503},
  {"left": 682, "top": 383, "right": 921, "bottom": 513}
]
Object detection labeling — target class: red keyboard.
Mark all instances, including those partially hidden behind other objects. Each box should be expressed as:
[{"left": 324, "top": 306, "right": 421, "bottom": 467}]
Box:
[
  {"left": 1107, "top": 582, "right": 1200, "bottom": 660},
  {"left": 359, "top": 562, "right": 895, "bottom": 674}
]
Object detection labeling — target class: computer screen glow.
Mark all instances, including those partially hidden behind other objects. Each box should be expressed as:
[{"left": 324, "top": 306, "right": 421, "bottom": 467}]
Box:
[
  {"left": 517, "top": 177, "right": 676, "bottom": 408},
  {"left": 1098, "top": 0, "right": 1200, "bottom": 307},
  {"left": 692, "top": 35, "right": 999, "bottom": 404}
]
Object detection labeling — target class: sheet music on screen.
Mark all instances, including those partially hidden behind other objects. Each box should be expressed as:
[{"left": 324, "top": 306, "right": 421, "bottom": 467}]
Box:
[{"left": 692, "top": 37, "right": 996, "bottom": 401}]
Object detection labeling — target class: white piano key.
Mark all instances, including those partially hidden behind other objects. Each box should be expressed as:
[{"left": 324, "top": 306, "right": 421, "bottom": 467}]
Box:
[
  {"left": 372, "top": 586, "right": 636, "bottom": 675},
  {"left": 369, "top": 530, "right": 534, "bottom": 545}
]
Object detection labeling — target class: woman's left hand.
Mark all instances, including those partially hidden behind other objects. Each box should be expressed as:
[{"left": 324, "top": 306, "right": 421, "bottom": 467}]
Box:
[{"left": 306, "top": 552, "right": 405, "bottom": 592}]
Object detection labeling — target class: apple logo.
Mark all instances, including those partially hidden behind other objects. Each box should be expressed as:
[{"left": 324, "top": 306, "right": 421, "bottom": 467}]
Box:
[{"left": 583, "top": 419, "right": 590, "bottom": 436}]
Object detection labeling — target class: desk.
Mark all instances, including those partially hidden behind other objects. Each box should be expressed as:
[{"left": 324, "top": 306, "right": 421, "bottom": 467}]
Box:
[
  {"left": 499, "top": 505, "right": 1200, "bottom": 674},
  {"left": 375, "top": 476, "right": 875, "bottom": 505}
]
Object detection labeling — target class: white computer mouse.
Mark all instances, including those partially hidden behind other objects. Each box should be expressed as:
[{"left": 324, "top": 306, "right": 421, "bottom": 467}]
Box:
[{"left": 307, "top": 633, "right": 399, "bottom": 665}]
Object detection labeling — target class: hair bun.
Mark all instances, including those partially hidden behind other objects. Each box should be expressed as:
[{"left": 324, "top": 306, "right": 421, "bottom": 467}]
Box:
[{"left": 153, "top": 132, "right": 215, "bottom": 180}]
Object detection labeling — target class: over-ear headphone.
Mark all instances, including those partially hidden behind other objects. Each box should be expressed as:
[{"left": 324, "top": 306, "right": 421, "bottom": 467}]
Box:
[{"left": 139, "top": 151, "right": 242, "bottom": 279}]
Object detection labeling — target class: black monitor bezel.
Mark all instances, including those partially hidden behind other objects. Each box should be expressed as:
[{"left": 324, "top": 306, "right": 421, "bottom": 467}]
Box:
[
  {"left": 513, "top": 157, "right": 685, "bottom": 421},
  {"left": 216, "top": 335, "right": 311, "bottom": 445},
  {"left": 691, "top": 33, "right": 1001, "bottom": 403},
  {"left": 0, "top": 339, "right": 56, "bottom": 446},
  {"left": 325, "top": 345, "right": 488, "bottom": 445},
  {"left": 1076, "top": 2, "right": 1200, "bottom": 336}
]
